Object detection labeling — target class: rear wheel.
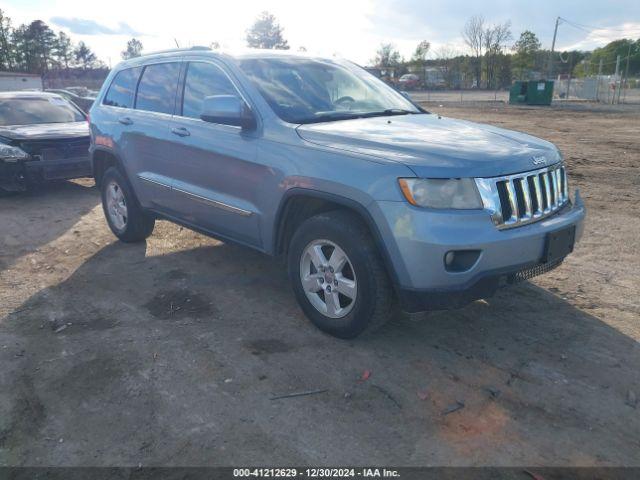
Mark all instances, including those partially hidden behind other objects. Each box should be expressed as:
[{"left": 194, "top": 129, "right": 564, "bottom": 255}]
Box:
[
  {"left": 288, "top": 210, "right": 394, "bottom": 338},
  {"left": 101, "top": 167, "right": 155, "bottom": 242}
]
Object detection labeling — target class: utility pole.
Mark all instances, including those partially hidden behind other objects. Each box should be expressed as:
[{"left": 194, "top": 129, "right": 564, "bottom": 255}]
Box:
[{"left": 548, "top": 16, "right": 560, "bottom": 80}]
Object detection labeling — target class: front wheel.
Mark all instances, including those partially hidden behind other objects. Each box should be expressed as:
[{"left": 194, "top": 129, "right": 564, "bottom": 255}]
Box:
[
  {"left": 288, "top": 210, "right": 394, "bottom": 338},
  {"left": 101, "top": 167, "right": 155, "bottom": 242}
]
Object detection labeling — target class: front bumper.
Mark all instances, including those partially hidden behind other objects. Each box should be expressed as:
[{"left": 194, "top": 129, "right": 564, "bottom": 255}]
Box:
[
  {"left": 0, "top": 156, "right": 91, "bottom": 191},
  {"left": 374, "top": 190, "right": 586, "bottom": 312}
]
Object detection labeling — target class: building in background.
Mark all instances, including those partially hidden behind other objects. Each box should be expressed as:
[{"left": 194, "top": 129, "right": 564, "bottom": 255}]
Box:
[{"left": 0, "top": 72, "right": 43, "bottom": 92}]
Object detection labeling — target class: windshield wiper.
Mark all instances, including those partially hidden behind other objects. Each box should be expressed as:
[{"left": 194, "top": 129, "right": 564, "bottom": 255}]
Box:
[
  {"left": 361, "top": 109, "right": 419, "bottom": 118},
  {"left": 298, "top": 109, "right": 420, "bottom": 125},
  {"left": 299, "top": 111, "right": 367, "bottom": 124}
]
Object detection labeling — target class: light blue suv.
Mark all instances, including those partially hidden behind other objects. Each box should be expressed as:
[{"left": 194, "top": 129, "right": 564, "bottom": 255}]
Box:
[{"left": 89, "top": 47, "right": 585, "bottom": 338}]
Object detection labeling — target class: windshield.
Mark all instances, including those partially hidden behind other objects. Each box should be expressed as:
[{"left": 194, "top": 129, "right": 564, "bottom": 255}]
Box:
[
  {"left": 237, "top": 56, "right": 422, "bottom": 124},
  {"left": 0, "top": 97, "right": 85, "bottom": 126}
]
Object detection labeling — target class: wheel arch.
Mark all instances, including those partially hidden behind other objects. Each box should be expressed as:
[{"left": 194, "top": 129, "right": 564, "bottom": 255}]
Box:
[
  {"left": 273, "top": 188, "right": 400, "bottom": 286},
  {"left": 91, "top": 147, "right": 124, "bottom": 187}
]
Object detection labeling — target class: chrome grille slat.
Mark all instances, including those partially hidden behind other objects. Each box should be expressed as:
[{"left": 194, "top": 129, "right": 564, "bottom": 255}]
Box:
[
  {"left": 475, "top": 163, "right": 569, "bottom": 230},
  {"left": 532, "top": 175, "right": 543, "bottom": 217},
  {"left": 505, "top": 179, "right": 519, "bottom": 223},
  {"left": 553, "top": 170, "right": 561, "bottom": 207},
  {"left": 548, "top": 171, "right": 555, "bottom": 208},
  {"left": 541, "top": 172, "right": 552, "bottom": 213},
  {"left": 521, "top": 177, "right": 533, "bottom": 219}
]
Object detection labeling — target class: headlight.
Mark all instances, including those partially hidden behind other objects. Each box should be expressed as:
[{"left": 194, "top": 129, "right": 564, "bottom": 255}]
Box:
[
  {"left": 0, "top": 144, "right": 29, "bottom": 162},
  {"left": 398, "top": 178, "right": 483, "bottom": 209}
]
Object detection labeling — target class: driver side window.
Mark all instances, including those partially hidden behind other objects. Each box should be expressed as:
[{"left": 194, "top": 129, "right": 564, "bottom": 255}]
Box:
[
  {"left": 325, "top": 68, "right": 367, "bottom": 103},
  {"left": 181, "top": 62, "right": 239, "bottom": 120}
]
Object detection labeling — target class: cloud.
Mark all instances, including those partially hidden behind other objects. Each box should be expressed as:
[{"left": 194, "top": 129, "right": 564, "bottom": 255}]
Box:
[
  {"left": 51, "top": 17, "right": 141, "bottom": 36},
  {"left": 560, "top": 22, "right": 640, "bottom": 51}
]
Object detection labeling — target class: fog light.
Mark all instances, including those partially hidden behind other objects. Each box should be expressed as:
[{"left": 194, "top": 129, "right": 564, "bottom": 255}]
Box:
[
  {"left": 444, "top": 251, "right": 455, "bottom": 266},
  {"left": 443, "top": 250, "right": 481, "bottom": 272}
]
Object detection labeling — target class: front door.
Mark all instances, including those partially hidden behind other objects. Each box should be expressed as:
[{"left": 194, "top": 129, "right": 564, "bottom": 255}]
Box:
[{"left": 165, "top": 60, "right": 266, "bottom": 248}]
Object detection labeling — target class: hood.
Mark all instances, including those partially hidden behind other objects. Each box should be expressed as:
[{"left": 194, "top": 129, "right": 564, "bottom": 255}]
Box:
[
  {"left": 0, "top": 122, "right": 89, "bottom": 142},
  {"left": 297, "top": 114, "right": 561, "bottom": 178}
]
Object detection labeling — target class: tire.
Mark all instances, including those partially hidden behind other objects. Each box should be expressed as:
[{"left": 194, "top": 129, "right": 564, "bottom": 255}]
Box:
[
  {"left": 100, "top": 166, "right": 155, "bottom": 242},
  {"left": 288, "top": 210, "right": 394, "bottom": 339}
]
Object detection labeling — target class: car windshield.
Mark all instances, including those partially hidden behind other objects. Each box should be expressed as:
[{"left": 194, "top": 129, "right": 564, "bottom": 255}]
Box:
[
  {"left": 237, "top": 56, "right": 422, "bottom": 124},
  {"left": 0, "top": 96, "right": 85, "bottom": 126}
]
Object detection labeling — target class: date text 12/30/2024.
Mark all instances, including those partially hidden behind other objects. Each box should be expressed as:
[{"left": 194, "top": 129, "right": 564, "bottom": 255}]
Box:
[{"left": 233, "top": 468, "right": 401, "bottom": 478}]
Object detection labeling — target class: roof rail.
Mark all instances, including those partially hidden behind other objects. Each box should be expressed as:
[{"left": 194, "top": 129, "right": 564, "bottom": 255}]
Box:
[{"left": 140, "top": 46, "right": 212, "bottom": 57}]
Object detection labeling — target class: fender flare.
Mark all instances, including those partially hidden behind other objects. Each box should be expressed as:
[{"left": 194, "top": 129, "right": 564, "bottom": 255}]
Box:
[
  {"left": 90, "top": 146, "right": 125, "bottom": 183},
  {"left": 273, "top": 187, "right": 402, "bottom": 287}
]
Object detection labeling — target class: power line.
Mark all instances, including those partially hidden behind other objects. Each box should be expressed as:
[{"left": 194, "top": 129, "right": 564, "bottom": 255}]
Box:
[{"left": 559, "top": 16, "right": 640, "bottom": 35}]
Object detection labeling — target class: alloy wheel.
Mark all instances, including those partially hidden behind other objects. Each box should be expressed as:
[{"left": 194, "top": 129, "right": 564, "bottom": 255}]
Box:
[
  {"left": 299, "top": 239, "right": 357, "bottom": 318},
  {"left": 106, "top": 180, "right": 128, "bottom": 231}
]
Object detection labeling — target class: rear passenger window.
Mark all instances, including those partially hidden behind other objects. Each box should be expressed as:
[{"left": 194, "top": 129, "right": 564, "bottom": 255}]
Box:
[
  {"left": 135, "top": 63, "right": 181, "bottom": 114},
  {"left": 103, "top": 67, "right": 142, "bottom": 108},
  {"left": 182, "top": 62, "right": 239, "bottom": 119}
]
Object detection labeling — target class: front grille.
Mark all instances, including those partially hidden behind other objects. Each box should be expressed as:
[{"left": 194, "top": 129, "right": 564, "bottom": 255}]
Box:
[
  {"left": 475, "top": 164, "right": 569, "bottom": 229},
  {"left": 20, "top": 137, "right": 90, "bottom": 161},
  {"left": 509, "top": 258, "right": 563, "bottom": 283}
]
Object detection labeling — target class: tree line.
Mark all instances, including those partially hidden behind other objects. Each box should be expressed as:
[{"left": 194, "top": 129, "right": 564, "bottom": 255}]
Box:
[
  {"left": 371, "top": 15, "right": 640, "bottom": 89},
  {"left": 0, "top": 10, "right": 103, "bottom": 72},
  {"left": 0, "top": 9, "right": 289, "bottom": 75},
  {"left": 1, "top": 8, "right": 638, "bottom": 90}
]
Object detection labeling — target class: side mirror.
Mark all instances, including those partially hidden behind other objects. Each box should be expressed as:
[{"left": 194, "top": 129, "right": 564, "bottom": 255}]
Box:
[
  {"left": 200, "top": 95, "right": 256, "bottom": 130},
  {"left": 400, "top": 90, "right": 411, "bottom": 99}
]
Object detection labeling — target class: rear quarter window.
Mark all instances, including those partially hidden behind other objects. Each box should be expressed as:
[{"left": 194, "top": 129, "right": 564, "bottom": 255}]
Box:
[{"left": 103, "top": 67, "right": 142, "bottom": 108}]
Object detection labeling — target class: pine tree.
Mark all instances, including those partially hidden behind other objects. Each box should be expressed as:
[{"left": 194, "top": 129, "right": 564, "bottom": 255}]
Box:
[{"left": 246, "top": 12, "right": 289, "bottom": 50}]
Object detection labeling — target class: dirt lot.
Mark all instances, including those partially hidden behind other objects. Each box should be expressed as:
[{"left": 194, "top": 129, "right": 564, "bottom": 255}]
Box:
[{"left": 1, "top": 104, "right": 639, "bottom": 467}]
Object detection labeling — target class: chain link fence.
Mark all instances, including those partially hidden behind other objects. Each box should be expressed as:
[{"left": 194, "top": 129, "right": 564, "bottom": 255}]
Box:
[
  {"left": 409, "top": 89, "right": 509, "bottom": 103},
  {"left": 407, "top": 79, "right": 639, "bottom": 105},
  {"left": 554, "top": 76, "right": 639, "bottom": 104}
]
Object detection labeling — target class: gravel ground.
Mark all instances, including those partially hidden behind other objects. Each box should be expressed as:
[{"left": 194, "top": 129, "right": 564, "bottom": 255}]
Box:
[{"left": 0, "top": 104, "right": 638, "bottom": 467}]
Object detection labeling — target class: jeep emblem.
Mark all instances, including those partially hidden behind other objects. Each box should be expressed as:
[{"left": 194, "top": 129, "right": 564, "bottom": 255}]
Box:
[{"left": 532, "top": 156, "right": 547, "bottom": 165}]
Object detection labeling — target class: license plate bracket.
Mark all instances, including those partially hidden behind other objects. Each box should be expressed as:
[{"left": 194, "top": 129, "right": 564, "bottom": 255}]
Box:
[{"left": 543, "top": 225, "right": 576, "bottom": 263}]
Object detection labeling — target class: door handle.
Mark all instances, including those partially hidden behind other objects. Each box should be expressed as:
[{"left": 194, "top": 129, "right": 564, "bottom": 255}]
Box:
[
  {"left": 171, "top": 127, "right": 191, "bottom": 137},
  {"left": 118, "top": 117, "right": 133, "bottom": 125}
]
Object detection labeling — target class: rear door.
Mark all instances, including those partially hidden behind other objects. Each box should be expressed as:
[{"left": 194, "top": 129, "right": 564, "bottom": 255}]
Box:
[
  {"left": 111, "top": 61, "right": 181, "bottom": 209},
  {"left": 165, "top": 60, "right": 264, "bottom": 248}
]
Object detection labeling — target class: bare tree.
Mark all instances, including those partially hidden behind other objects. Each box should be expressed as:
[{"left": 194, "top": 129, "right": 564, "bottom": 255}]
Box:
[
  {"left": 435, "top": 45, "right": 458, "bottom": 60},
  {"left": 483, "top": 21, "right": 512, "bottom": 88},
  {"left": 372, "top": 43, "right": 402, "bottom": 68},
  {"left": 435, "top": 46, "right": 460, "bottom": 88},
  {"left": 462, "top": 15, "right": 485, "bottom": 87},
  {"left": 411, "top": 40, "right": 431, "bottom": 63}
]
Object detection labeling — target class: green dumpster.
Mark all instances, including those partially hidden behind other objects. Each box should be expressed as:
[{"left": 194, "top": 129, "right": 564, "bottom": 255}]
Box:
[
  {"left": 509, "top": 80, "right": 554, "bottom": 105},
  {"left": 509, "top": 81, "right": 527, "bottom": 104}
]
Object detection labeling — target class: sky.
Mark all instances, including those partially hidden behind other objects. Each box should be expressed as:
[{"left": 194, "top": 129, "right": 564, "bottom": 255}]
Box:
[{"left": 2, "top": 0, "right": 640, "bottom": 67}]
